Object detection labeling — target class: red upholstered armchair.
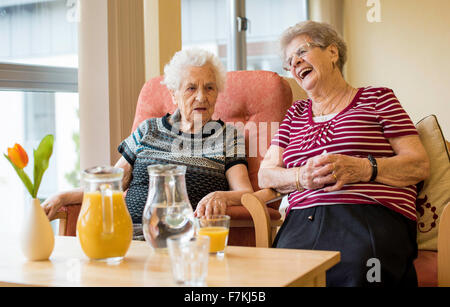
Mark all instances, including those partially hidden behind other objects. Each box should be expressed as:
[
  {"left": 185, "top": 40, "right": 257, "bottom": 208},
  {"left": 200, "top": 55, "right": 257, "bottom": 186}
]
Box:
[{"left": 53, "top": 70, "right": 295, "bottom": 247}]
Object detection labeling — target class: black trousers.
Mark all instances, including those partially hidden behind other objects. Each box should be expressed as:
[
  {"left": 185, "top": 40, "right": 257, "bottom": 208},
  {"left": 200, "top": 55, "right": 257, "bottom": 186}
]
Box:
[{"left": 273, "top": 204, "right": 418, "bottom": 287}]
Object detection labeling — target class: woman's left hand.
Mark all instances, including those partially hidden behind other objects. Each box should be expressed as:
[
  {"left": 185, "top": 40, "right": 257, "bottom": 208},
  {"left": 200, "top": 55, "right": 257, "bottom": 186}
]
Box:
[
  {"left": 194, "top": 191, "right": 228, "bottom": 218},
  {"left": 311, "top": 154, "right": 371, "bottom": 192}
]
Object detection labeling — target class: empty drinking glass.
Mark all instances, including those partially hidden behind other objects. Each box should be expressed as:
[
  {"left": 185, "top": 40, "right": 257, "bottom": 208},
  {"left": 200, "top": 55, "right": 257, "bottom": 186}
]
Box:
[{"left": 167, "top": 235, "right": 210, "bottom": 286}]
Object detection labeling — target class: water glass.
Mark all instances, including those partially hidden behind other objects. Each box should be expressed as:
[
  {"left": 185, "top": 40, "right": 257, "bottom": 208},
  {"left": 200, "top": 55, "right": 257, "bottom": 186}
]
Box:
[{"left": 167, "top": 235, "right": 210, "bottom": 286}]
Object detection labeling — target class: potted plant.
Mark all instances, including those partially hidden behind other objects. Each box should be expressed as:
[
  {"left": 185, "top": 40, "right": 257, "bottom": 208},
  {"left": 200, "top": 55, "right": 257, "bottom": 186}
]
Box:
[{"left": 4, "top": 135, "right": 55, "bottom": 261}]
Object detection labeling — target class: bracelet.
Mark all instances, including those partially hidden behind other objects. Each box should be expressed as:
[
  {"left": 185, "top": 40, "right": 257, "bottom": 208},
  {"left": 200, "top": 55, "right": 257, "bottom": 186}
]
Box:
[
  {"left": 367, "top": 154, "right": 378, "bottom": 181},
  {"left": 295, "top": 167, "right": 303, "bottom": 191}
]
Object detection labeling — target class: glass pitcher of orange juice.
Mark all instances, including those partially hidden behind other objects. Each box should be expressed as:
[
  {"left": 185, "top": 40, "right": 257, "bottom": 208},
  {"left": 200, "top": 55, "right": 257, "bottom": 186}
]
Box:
[{"left": 77, "top": 166, "right": 133, "bottom": 263}]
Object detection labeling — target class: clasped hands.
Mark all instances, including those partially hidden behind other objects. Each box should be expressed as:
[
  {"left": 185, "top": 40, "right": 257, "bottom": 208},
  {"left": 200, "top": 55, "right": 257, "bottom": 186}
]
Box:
[{"left": 299, "top": 153, "right": 368, "bottom": 192}]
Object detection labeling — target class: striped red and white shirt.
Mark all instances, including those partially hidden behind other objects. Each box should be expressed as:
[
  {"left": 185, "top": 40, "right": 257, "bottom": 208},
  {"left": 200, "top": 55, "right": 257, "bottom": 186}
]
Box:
[{"left": 271, "top": 87, "right": 419, "bottom": 221}]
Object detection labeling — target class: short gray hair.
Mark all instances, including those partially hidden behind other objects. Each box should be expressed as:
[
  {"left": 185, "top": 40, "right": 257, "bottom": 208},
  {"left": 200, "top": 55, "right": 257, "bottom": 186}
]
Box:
[
  {"left": 162, "top": 48, "right": 227, "bottom": 92},
  {"left": 280, "top": 20, "right": 347, "bottom": 73}
]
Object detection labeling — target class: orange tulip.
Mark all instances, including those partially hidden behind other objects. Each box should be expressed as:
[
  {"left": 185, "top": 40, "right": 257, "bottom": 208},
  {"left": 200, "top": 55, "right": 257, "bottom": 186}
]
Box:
[{"left": 7, "top": 143, "right": 29, "bottom": 169}]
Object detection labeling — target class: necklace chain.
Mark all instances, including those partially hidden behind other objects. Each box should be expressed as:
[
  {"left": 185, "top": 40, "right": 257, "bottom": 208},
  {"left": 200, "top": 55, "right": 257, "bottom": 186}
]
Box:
[{"left": 314, "top": 86, "right": 355, "bottom": 117}]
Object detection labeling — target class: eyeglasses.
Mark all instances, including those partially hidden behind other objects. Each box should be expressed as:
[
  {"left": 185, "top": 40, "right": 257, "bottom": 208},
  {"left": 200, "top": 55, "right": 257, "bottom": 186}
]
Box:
[{"left": 283, "top": 42, "right": 322, "bottom": 71}]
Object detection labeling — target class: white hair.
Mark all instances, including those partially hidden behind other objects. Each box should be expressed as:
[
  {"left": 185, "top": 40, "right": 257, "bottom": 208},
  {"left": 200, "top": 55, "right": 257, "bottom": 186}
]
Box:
[{"left": 162, "top": 48, "right": 227, "bottom": 92}]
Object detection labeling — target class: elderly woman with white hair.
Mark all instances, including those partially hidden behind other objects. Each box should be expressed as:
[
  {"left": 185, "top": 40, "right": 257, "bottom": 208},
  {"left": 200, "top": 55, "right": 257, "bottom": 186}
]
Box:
[
  {"left": 42, "top": 49, "right": 254, "bottom": 238},
  {"left": 258, "top": 21, "right": 430, "bottom": 286}
]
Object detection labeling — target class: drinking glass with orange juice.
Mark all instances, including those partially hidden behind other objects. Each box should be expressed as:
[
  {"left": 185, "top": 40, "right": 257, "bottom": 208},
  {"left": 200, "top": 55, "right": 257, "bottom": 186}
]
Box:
[
  {"left": 196, "top": 215, "right": 230, "bottom": 256},
  {"left": 77, "top": 166, "right": 133, "bottom": 263}
]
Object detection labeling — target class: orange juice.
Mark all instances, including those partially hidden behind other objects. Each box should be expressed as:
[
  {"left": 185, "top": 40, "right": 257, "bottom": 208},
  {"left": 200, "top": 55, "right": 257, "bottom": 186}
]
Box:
[
  {"left": 77, "top": 191, "right": 133, "bottom": 260},
  {"left": 198, "top": 226, "right": 229, "bottom": 253}
]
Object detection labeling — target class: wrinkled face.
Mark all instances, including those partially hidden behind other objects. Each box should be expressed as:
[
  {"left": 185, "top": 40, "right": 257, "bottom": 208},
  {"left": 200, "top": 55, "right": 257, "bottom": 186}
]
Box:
[
  {"left": 171, "top": 64, "right": 219, "bottom": 128},
  {"left": 285, "top": 35, "right": 339, "bottom": 92}
]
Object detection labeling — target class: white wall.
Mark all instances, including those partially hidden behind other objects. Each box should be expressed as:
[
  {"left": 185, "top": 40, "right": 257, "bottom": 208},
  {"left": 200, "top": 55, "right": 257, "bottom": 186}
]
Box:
[{"left": 344, "top": 0, "right": 450, "bottom": 137}]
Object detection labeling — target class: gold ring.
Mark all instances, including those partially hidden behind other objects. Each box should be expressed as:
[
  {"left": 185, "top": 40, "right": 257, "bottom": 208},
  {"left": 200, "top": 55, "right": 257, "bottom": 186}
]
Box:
[{"left": 332, "top": 173, "right": 337, "bottom": 181}]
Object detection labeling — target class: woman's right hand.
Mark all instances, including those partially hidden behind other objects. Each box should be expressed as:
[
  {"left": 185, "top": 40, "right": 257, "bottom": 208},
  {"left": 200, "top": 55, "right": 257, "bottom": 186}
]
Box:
[{"left": 41, "top": 194, "right": 65, "bottom": 220}]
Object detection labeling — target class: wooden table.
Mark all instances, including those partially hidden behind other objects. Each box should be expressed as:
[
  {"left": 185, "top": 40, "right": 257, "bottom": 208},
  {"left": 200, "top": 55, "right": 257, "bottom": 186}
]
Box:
[{"left": 0, "top": 236, "right": 340, "bottom": 287}]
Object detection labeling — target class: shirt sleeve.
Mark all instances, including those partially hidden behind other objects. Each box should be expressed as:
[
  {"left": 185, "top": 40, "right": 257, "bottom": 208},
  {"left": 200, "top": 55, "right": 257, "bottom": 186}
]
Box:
[
  {"left": 270, "top": 102, "right": 297, "bottom": 149},
  {"left": 224, "top": 124, "right": 248, "bottom": 172},
  {"left": 375, "top": 88, "right": 418, "bottom": 138},
  {"left": 117, "top": 120, "right": 149, "bottom": 166}
]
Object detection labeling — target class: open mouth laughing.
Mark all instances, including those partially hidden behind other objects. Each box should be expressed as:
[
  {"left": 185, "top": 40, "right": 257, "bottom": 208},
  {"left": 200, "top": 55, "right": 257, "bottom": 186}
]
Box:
[{"left": 298, "top": 67, "right": 313, "bottom": 80}]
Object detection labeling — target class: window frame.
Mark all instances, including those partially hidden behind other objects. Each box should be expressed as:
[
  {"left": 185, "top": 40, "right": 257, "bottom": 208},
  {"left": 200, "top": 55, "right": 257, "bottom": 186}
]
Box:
[
  {"left": 0, "top": 63, "right": 78, "bottom": 93},
  {"left": 188, "top": 0, "right": 310, "bottom": 72}
]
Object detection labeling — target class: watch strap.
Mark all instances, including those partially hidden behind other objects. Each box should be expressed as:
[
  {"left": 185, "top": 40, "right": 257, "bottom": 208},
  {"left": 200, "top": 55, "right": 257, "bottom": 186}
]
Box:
[{"left": 367, "top": 154, "right": 378, "bottom": 181}]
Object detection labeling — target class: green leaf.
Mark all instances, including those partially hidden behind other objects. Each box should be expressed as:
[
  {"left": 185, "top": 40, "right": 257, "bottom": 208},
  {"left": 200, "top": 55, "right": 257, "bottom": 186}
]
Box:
[
  {"left": 33, "top": 134, "right": 54, "bottom": 198},
  {"left": 3, "top": 153, "right": 34, "bottom": 197}
]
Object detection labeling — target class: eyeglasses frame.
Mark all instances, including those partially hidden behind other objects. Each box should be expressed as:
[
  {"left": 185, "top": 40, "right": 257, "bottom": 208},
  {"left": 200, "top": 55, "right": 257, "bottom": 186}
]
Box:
[{"left": 283, "top": 41, "right": 323, "bottom": 71}]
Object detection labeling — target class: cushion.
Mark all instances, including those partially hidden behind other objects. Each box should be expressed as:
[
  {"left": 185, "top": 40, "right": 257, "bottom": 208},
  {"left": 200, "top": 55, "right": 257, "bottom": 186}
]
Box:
[{"left": 415, "top": 115, "right": 450, "bottom": 251}]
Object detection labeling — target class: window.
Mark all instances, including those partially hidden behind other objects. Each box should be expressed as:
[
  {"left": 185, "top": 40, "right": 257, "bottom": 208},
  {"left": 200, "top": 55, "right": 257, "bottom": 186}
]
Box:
[
  {"left": 181, "top": 0, "right": 228, "bottom": 63},
  {"left": 0, "top": 0, "right": 79, "bottom": 236},
  {"left": 0, "top": 0, "right": 78, "bottom": 67},
  {"left": 246, "top": 0, "right": 308, "bottom": 74},
  {"left": 181, "top": 0, "right": 308, "bottom": 75}
]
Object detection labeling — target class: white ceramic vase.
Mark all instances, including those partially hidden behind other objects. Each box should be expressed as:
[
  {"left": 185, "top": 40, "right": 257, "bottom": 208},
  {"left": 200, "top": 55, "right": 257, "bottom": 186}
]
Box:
[{"left": 20, "top": 198, "right": 55, "bottom": 261}]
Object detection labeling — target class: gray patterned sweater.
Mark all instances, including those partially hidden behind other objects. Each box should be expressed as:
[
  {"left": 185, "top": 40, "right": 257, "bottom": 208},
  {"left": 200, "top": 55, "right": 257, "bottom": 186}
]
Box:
[{"left": 118, "top": 113, "right": 247, "bottom": 223}]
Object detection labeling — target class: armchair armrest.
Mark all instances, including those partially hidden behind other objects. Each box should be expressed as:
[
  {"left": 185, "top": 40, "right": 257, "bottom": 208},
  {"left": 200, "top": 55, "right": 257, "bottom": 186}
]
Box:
[
  {"left": 438, "top": 202, "right": 450, "bottom": 286},
  {"left": 49, "top": 211, "right": 68, "bottom": 236},
  {"left": 49, "top": 204, "right": 82, "bottom": 236},
  {"left": 241, "top": 189, "right": 284, "bottom": 248},
  {"left": 51, "top": 211, "right": 67, "bottom": 221}
]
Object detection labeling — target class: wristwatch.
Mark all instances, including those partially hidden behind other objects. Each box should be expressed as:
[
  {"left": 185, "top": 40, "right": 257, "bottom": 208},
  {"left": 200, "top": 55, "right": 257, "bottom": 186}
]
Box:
[{"left": 367, "top": 154, "right": 378, "bottom": 182}]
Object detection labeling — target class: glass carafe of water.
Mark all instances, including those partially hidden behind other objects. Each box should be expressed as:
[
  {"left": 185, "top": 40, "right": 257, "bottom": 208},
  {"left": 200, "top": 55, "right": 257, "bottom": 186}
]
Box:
[{"left": 142, "top": 164, "right": 195, "bottom": 251}]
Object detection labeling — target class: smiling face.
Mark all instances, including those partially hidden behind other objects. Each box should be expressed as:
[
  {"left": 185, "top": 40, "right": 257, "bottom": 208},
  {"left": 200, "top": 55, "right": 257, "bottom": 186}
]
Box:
[
  {"left": 171, "top": 64, "right": 219, "bottom": 131},
  {"left": 285, "top": 35, "right": 339, "bottom": 93}
]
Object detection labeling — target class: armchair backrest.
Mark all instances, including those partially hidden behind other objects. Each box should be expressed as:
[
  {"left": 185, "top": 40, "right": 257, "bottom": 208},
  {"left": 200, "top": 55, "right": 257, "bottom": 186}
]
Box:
[{"left": 131, "top": 70, "right": 294, "bottom": 191}]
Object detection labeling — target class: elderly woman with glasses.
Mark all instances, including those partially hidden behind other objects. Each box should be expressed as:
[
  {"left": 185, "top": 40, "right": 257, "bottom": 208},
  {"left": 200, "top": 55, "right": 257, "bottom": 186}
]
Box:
[
  {"left": 42, "top": 49, "right": 254, "bottom": 238},
  {"left": 258, "top": 21, "right": 430, "bottom": 286}
]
